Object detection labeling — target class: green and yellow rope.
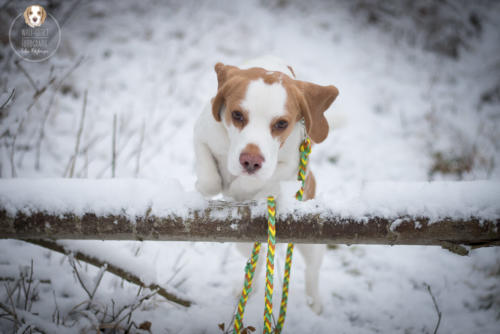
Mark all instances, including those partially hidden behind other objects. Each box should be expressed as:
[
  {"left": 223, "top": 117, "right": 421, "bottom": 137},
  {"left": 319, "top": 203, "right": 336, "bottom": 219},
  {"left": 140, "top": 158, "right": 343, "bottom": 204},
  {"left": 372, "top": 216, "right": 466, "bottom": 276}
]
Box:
[
  {"left": 234, "top": 137, "right": 311, "bottom": 334},
  {"left": 234, "top": 241, "right": 262, "bottom": 333},
  {"left": 276, "top": 137, "right": 311, "bottom": 333},
  {"left": 295, "top": 137, "right": 312, "bottom": 201},
  {"left": 275, "top": 242, "right": 294, "bottom": 333},
  {"left": 263, "top": 196, "right": 276, "bottom": 334}
]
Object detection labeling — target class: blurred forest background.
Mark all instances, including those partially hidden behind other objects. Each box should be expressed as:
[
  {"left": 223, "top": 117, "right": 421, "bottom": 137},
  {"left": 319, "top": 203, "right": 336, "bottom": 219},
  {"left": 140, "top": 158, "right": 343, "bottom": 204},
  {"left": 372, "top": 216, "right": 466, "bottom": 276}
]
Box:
[{"left": 0, "top": 0, "right": 499, "bottom": 333}]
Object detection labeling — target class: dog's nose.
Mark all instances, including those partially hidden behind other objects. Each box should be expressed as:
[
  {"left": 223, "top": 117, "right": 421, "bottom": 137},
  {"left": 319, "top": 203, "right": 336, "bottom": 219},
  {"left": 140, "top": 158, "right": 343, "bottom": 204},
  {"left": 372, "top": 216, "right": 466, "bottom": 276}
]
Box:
[
  {"left": 239, "top": 153, "right": 264, "bottom": 174},
  {"left": 33, "top": 17, "right": 38, "bottom": 22}
]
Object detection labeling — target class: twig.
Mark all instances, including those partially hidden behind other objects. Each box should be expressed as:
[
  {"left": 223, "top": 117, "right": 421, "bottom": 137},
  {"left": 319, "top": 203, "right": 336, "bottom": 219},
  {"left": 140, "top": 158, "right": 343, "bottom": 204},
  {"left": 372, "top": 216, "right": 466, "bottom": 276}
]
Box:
[
  {"left": 0, "top": 301, "right": 49, "bottom": 334},
  {"left": 68, "top": 256, "right": 92, "bottom": 299},
  {"left": 36, "top": 57, "right": 84, "bottom": 170},
  {"left": 135, "top": 119, "right": 146, "bottom": 177},
  {"left": 74, "top": 133, "right": 106, "bottom": 177},
  {"left": 15, "top": 60, "right": 39, "bottom": 93},
  {"left": 166, "top": 249, "right": 187, "bottom": 286},
  {"left": 23, "top": 239, "right": 192, "bottom": 307},
  {"left": 0, "top": 298, "right": 17, "bottom": 322},
  {"left": 425, "top": 283, "right": 442, "bottom": 334},
  {"left": 4, "top": 284, "right": 19, "bottom": 324},
  {"left": 22, "top": 260, "right": 34, "bottom": 311},
  {"left": 57, "top": 0, "right": 84, "bottom": 29},
  {"left": 67, "top": 90, "right": 87, "bottom": 178},
  {"left": 52, "top": 291, "right": 60, "bottom": 325},
  {"left": 113, "top": 289, "right": 157, "bottom": 326},
  {"left": 112, "top": 113, "right": 117, "bottom": 178},
  {"left": 7, "top": 59, "right": 64, "bottom": 175},
  {"left": 89, "top": 264, "right": 107, "bottom": 301},
  {"left": 0, "top": 88, "right": 15, "bottom": 110},
  {"left": 0, "top": 278, "right": 50, "bottom": 284},
  {"left": 96, "top": 128, "right": 135, "bottom": 178}
]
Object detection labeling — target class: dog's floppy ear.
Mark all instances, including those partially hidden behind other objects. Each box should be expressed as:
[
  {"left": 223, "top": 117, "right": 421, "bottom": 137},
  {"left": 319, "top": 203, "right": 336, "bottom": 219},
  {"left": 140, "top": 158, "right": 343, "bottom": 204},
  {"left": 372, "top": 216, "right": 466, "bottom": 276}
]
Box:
[
  {"left": 296, "top": 80, "right": 339, "bottom": 143},
  {"left": 211, "top": 89, "right": 225, "bottom": 122},
  {"left": 212, "top": 63, "right": 239, "bottom": 122},
  {"left": 24, "top": 6, "right": 30, "bottom": 26},
  {"left": 214, "top": 62, "right": 238, "bottom": 90},
  {"left": 40, "top": 6, "right": 47, "bottom": 24}
]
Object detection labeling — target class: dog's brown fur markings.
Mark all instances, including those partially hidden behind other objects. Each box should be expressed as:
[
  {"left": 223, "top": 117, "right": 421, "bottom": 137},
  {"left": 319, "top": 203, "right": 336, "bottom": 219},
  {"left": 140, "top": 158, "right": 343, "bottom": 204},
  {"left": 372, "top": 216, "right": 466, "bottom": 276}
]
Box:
[
  {"left": 304, "top": 171, "right": 316, "bottom": 200},
  {"left": 212, "top": 63, "right": 338, "bottom": 144}
]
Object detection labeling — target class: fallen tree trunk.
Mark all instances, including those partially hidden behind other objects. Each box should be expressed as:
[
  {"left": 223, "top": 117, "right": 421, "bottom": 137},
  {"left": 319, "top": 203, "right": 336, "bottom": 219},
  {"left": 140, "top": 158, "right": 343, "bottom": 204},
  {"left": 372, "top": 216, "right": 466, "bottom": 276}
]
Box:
[{"left": 1, "top": 201, "right": 499, "bottom": 249}]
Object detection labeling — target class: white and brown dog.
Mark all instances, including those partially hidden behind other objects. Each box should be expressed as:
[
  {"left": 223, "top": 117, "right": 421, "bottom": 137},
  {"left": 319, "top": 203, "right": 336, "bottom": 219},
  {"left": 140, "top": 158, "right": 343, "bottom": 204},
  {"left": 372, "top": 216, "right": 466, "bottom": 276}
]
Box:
[
  {"left": 194, "top": 56, "right": 338, "bottom": 314},
  {"left": 24, "top": 5, "right": 47, "bottom": 28}
]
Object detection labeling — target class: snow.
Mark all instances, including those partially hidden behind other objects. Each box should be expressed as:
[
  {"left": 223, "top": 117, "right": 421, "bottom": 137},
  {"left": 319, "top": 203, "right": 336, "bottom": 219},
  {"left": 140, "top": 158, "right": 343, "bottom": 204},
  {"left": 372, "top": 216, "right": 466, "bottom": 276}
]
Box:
[
  {"left": 0, "top": 178, "right": 205, "bottom": 218},
  {"left": 1, "top": 0, "right": 500, "bottom": 333},
  {"left": 315, "top": 180, "right": 500, "bottom": 221},
  {"left": 1, "top": 179, "right": 499, "bottom": 223}
]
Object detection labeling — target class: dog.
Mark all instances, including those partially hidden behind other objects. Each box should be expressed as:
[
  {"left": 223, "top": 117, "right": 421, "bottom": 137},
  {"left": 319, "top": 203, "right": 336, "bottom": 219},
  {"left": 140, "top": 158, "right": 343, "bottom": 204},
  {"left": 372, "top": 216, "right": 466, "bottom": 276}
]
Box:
[
  {"left": 24, "top": 5, "right": 47, "bottom": 28},
  {"left": 194, "top": 56, "right": 338, "bottom": 314}
]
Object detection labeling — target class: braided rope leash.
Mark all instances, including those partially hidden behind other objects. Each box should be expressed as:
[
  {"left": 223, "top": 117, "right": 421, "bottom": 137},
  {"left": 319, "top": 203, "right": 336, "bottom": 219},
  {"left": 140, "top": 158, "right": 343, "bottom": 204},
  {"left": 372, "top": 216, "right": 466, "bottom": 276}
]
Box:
[
  {"left": 295, "top": 137, "right": 312, "bottom": 201},
  {"left": 234, "top": 242, "right": 262, "bottom": 333},
  {"left": 263, "top": 196, "right": 276, "bottom": 334},
  {"left": 233, "top": 137, "right": 312, "bottom": 334},
  {"left": 275, "top": 137, "right": 312, "bottom": 333}
]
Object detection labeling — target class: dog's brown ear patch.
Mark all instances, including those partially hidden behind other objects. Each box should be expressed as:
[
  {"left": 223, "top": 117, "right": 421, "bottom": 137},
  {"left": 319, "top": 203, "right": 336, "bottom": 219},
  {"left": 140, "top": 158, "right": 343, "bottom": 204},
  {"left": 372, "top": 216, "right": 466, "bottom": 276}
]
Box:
[
  {"left": 296, "top": 81, "right": 339, "bottom": 143},
  {"left": 23, "top": 6, "right": 30, "bottom": 25},
  {"left": 212, "top": 63, "right": 241, "bottom": 122},
  {"left": 211, "top": 92, "right": 224, "bottom": 122},
  {"left": 41, "top": 7, "right": 47, "bottom": 24},
  {"left": 214, "top": 63, "right": 238, "bottom": 90}
]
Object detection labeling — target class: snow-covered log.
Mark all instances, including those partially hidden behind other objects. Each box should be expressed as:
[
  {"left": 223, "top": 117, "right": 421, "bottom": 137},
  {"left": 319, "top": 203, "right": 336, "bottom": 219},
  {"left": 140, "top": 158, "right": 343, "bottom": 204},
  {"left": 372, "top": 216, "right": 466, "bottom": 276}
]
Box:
[{"left": 0, "top": 179, "right": 499, "bottom": 249}]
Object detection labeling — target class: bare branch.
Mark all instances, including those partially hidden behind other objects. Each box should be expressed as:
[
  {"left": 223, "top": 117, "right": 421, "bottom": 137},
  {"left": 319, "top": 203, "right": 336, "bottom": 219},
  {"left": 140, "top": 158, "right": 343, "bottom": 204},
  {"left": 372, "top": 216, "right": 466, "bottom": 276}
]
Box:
[
  {"left": 0, "top": 88, "right": 15, "bottom": 110},
  {"left": 21, "top": 239, "right": 192, "bottom": 307},
  {"left": 0, "top": 301, "right": 49, "bottom": 334},
  {"left": 66, "top": 90, "right": 88, "bottom": 178},
  {"left": 15, "top": 60, "right": 39, "bottom": 93},
  {"left": 36, "top": 57, "right": 84, "bottom": 170},
  {"left": 425, "top": 283, "right": 442, "bottom": 334},
  {"left": 135, "top": 119, "right": 146, "bottom": 177},
  {"left": 68, "top": 256, "right": 92, "bottom": 299},
  {"left": 112, "top": 113, "right": 117, "bottom": 178}
]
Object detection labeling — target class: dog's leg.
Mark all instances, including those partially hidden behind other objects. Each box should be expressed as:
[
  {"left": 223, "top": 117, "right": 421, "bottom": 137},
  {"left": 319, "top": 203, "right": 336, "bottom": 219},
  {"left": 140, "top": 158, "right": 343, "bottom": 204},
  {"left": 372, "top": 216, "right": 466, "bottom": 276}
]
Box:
[
  {"left": 297, "top": 244, "right": 326, "bottom": 315},
  {"left": 194, "top": 142, "right": 222, "bottom": 197}
]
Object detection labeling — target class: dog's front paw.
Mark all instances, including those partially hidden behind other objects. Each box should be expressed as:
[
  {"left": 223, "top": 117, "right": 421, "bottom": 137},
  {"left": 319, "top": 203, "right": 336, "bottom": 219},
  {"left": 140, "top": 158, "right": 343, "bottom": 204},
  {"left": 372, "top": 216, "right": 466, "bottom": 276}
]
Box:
[
  {"left": 195, "top": 176, "right": 222, "bottom": 197},
  {"left": 307, "top": 296, "right": 323, "bottom": 315}
]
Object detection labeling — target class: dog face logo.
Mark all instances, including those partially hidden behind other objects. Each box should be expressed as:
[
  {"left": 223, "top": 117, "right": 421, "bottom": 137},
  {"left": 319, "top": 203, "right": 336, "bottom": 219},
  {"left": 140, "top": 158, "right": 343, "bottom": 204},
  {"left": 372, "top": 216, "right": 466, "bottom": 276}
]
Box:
[{"left": 23, "top": 5, "right": 47, "bottom": 28}]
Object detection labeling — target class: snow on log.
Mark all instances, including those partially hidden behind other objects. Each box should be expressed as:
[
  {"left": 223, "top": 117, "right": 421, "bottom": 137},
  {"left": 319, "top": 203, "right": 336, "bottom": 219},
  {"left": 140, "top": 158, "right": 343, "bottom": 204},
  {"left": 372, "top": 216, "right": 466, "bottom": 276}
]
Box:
[{"left": 0, "top": 179, "right": 499, "bottom": 247}]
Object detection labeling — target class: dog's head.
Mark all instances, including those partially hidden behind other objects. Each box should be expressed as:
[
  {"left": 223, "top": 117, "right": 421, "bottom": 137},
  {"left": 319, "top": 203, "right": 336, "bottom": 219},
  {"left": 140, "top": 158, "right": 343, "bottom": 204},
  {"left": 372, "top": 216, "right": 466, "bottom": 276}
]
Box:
[
  {"left": 24, "top": 5, "right": 47, "bottom": 28},
  {"left": 212, "top": 63, "right": 338, "bottom": 180}
]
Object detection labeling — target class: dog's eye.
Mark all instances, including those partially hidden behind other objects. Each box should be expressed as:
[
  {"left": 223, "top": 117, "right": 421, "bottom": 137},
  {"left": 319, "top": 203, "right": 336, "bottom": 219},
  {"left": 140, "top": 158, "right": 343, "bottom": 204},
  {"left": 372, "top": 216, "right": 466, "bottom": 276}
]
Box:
[
  {"left": 232, "top": 111, "right": 244, "bottom": 122},
  {"left": 273, "top": 120, "right": 288, "bottom": 130},
  {"left": 37, "top": 11, "right": 41, "bottom": 15},
  {"left": 29, "top": 11, "right": 32, "bottom": 15}
]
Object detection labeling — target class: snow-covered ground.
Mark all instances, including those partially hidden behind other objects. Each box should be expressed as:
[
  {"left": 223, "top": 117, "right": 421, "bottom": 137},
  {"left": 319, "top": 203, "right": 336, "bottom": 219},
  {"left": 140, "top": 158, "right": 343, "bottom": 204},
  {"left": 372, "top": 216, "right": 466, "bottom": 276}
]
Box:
[{"left": 1, "top": 0, "right": 499, "bottom": 333}]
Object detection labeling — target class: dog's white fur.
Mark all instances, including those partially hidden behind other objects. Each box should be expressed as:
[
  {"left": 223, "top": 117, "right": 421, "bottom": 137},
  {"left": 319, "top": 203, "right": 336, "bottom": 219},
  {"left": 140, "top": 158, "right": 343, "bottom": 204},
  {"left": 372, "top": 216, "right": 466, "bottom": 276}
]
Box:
[
  {"left": 24, "top": 5, "right": 46, "bottom": 28},
  {"left": 194, "top": 56, "right": 336, "bottom": 314}
]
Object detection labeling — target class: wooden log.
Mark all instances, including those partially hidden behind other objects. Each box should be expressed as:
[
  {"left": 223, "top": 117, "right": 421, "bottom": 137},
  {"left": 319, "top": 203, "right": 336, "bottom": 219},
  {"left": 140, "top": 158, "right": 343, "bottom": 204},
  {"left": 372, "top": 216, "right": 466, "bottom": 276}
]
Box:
[{"left": 1, "top": 201, "right": 499, "bottom": 248}]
